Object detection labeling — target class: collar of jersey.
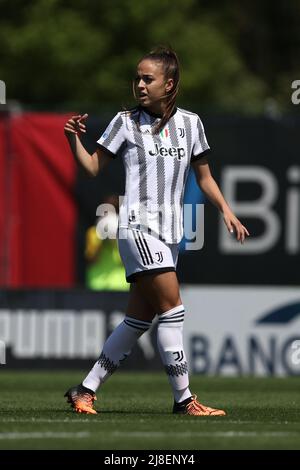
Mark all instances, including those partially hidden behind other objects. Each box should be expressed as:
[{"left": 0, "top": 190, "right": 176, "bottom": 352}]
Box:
[{"left": 140, "top": 106, "right": 177, "bottom": 119}]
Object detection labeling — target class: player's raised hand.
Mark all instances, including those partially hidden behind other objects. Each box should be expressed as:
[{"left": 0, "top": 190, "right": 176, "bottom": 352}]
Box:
[
  {"left": 223, "top": 210, "right": 250, "bottom": 244},
  {"left": 64, "top": 114, "right": 88, "bottom": 136}
]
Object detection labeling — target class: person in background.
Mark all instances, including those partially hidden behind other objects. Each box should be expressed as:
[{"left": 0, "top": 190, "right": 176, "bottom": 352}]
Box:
[{"left": 85, "top": 195, "right": 129, "bottom": 291}]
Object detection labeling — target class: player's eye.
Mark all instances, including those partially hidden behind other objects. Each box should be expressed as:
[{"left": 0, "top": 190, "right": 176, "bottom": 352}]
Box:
[
  {"left": 134, "top": 75, "right": 153, "bottom": 85},
  {"left": 144, "top": 77, "right": 153, "bottom": 84}
]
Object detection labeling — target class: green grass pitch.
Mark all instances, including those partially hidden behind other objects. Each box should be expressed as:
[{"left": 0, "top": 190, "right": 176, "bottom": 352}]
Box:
[{"left": 0, "top": 371, "right": 299, "bottom": 450}]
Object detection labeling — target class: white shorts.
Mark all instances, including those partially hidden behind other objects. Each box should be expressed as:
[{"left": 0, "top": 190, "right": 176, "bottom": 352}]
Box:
[{"left": 118, "top": 228, "right": 179, "bottom": 283}]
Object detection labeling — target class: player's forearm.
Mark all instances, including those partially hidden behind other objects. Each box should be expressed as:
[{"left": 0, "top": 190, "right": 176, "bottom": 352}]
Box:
[
  {"left": 198, "top": 175, "right": 232, "bottom": 215},
  {"left": 66, "top": 133, "right": 98, "bottom": 177}
]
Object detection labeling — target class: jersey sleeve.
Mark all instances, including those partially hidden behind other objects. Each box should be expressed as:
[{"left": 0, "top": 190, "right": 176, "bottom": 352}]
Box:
[
  {"left": 96, "top": 112, "right": 126, "bottom": 158},
  {"left": 191, "top": 115, "right": 211, "bottom": 162}
]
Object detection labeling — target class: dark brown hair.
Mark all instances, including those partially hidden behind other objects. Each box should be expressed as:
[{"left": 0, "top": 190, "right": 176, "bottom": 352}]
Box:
[{"left": 133, "top": 46, "right": 180, "bottom": 133}]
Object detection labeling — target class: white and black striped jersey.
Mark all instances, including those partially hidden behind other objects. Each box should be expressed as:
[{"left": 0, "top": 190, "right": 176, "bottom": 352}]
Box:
[{"left": 97, "top": 106, "right": 210, "bottom": 243}]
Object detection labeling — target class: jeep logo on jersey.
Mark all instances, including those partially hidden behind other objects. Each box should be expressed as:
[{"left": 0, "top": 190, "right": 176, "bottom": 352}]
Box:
[{"left": 149, "top": 143, "right": 185, "bottom": 160}]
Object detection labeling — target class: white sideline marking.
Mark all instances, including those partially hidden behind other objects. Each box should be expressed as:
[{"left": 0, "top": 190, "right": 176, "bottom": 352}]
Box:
[
  {"left": 112, "top": 431, "right": 297, "bottom": 438},
  {"left": 0, "top": 419, "right": 93, "bottom": 423},
  {"left": 0, "top": 418, "right": 297, "bottom": 426},
  {"left": 0, "top": 432, "right": 90, "bottom": 440},
  {"left": 0, "top": 425, "right": 297, "bottom": 439}
]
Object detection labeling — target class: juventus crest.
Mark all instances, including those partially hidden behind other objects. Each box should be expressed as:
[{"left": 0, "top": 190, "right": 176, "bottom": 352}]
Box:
[
  {"left": 178, "top": 128, "right": 185, "bottom": 138},
  {"left": 173, "top": 350, "right": 184, "bottom": 362},
  {"left": 155, "top": 251, "right": 164, "bottom": 263}
]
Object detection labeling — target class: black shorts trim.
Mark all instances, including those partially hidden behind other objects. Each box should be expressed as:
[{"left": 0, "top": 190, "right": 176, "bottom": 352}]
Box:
[{"left": 127, "top": 267, "right": 176, "bottom": 283}]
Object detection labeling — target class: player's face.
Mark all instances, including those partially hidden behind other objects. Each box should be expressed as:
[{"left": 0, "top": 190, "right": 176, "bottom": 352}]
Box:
[{"left": 135, "top": 59, "right": 174, "bottom": 114}]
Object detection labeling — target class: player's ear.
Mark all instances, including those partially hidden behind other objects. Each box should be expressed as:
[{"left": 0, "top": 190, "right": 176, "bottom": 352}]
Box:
[{"left": 165, "top": 78, "right": 174, "bottom": 93}]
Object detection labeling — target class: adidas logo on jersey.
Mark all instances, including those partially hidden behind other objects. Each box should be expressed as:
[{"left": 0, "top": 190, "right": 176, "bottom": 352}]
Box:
[{"left": 149, "top": 143, "right": 185, "bottom": 160}]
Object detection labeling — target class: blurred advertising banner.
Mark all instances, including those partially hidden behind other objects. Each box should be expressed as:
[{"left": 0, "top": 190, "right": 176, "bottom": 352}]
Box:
[
  {"left": 0, "top": 112, "right": 77, "bottom": 287},
  {"left": 183, "top": 286, "right": 300, "bottom": 376},
  {"left": 0, "top": 288, "right": 299, "bottom": 376},
  {"left": 0, "top": 289, "right": 159, "bottom": 370},
  {"left": 178, "top": 115, "right": 300, "bottom": 285},
  {"left": 0, "top": 111, "right": 299, "bottom": 287}
]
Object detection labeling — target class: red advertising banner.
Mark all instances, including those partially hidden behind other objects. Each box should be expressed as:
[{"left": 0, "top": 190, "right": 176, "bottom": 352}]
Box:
[{"left": 0, "top": 112, "right": 76, "bottom": 287}]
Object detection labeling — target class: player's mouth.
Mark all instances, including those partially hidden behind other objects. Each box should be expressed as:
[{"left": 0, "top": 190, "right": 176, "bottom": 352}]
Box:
[{"left": 138, "top": 93, "right": 148, "bottom": 101}]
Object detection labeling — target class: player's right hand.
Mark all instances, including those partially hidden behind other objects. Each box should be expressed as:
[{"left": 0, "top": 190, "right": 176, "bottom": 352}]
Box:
[{"left": 64, "top": 114, "right": 88, "bottom": 136}]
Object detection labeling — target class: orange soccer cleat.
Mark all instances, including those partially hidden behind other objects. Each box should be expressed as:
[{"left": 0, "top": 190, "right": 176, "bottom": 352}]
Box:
[
  {"left": 173, "top": 394, "right": 226, "bottom": 416},
  {"left": 64, "top": 384, "right": 97, "bottom": 415}
]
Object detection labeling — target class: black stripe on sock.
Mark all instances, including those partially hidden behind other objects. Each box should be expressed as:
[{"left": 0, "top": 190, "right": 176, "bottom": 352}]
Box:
[
  {"left": 168, "top": 309, "right": 185, "bottom": 316},
  {"left": 158, "top": 318, "right": 184, "bottom": 324},
  {"left": 125, "top": 317, "right": 152, "bottom": 327},
  {"left": 159, "top": 313, "right": 185, "bottom": 320},
  {"left": 124, "top": 319, "right": 150, "bottom": 331},
  {"left": 125, "top": 317, "right": 151, "bottom": 328}
]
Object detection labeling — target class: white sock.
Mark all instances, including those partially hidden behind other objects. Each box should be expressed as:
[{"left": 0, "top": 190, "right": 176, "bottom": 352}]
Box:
[
  {"left": 83, "top": 316, "right": 152, "bottom": 392},
  {"left": 157, "top": 305, "right": 192, "bottom": 403}
]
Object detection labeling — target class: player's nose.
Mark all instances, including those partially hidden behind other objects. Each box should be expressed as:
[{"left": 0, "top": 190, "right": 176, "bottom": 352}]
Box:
[{"left": 137, "top": 79, "right": 146, "bottom": 89}]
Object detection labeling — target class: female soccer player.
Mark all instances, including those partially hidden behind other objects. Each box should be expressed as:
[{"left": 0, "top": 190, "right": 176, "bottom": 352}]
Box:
[{"left": 64, "top": 46, "right": 249, "bottom": 416}]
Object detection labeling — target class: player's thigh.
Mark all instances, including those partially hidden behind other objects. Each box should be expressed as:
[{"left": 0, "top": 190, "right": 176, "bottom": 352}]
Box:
[
  {"left": 126, "top": 283, "right": 156, "bottom": 322},
  {"left": 135, "top": 271, "right": 182, "bottom": 314}
]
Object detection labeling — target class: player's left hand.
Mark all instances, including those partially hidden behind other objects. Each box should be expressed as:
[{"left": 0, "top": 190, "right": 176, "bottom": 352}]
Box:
[{"left": 223, "top": 210, "right": 250, "bottom": 244}]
